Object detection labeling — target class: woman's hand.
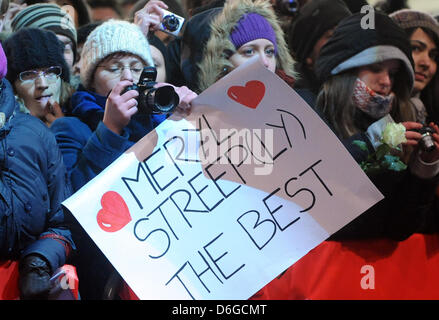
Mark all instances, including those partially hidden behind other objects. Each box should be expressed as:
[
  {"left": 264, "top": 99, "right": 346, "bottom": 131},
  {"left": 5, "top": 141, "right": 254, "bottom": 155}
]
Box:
[
  {"left": 402, "top": 121, "right": 439, "bottom": 163},
  {"left": 402, "top": 121, "right": 423, "bottom": 146},
  {"left": 134, "top": 0, "right": 168, "bottom": 36},
  {"left": 103, "top": 80, "right": 139, "bottom": 135}
]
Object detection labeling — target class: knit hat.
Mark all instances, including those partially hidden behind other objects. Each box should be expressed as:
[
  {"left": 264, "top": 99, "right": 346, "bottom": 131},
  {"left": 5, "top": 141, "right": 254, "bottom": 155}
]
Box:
[
  {"left": 315, "top": 12, "right": 414, "bottom": 88},
  {"left": 11, "top": 3, "right": 78, "bottom": 61},
  {"left": 80, "top": 19, "right": 154, "bottom": 89},
  {"left": 230, "top": 13, "right": 278, "bottom": 53},
  {"left": 289, "top": 0, "right": 351, "bottom": 63},
  {"left": 3, "top": 28, "right": 70, "bottom": 84},
  {"left": 390, "top": 9, "right": 439, "bottom": 41},
  {"left": 0, "top": 43, "right": 6, "bottom": 79}
]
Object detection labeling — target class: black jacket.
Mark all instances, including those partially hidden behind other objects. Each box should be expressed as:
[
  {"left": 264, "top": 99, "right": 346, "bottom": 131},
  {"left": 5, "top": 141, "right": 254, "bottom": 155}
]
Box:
[{"left": 0, "top": 79, "right": 74, "bottom": 271}]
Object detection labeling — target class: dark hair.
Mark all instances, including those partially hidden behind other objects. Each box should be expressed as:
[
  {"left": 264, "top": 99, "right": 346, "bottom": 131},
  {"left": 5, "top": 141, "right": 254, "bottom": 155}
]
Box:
[
  {"left": 190, "top": 0, "right": 225, "bottom": 16},
  {"left": 316, "top": 66, "right": 414, "bottom": 139},
  {"left": 183, "top": 0, "right": 222, "bottom": 16},
  {"left": 87, "top": 0, "right": 123, "bottom": 17},
  {"left": 374, "top": 0, "right": 409, "bottom": 15},
  {"left": 77, "top": 21, "right": 102, "bottom": 45},
  {"left": 406, "top": 26, "right": 439, "bottom": 123},
  {"left": 69, "top": 0, "right": 92, "bottom": 27}
]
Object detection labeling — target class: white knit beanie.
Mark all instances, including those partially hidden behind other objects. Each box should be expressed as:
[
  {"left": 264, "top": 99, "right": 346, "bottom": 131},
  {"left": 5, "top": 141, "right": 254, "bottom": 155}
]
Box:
[{"left": 80, "top": 19, "right": 154, "bottom": 89}]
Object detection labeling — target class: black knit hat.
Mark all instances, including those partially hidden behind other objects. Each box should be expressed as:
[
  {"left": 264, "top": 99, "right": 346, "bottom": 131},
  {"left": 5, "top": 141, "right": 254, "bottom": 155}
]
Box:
[
  {"left": 315, "top": 12, "right": 414, "bottom": 87},
  {"left": 289, "top": 0, "right": 352, "bottom": 63},
  {"left": 3, "top": 28, "right": 70, "bottom": 84}
]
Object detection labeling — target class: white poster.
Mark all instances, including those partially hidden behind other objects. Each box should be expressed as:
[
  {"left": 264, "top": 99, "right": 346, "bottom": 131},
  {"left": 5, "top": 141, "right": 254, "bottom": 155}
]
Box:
[{"left": 63, "top": 58, "right": 383, "bottom": 300}]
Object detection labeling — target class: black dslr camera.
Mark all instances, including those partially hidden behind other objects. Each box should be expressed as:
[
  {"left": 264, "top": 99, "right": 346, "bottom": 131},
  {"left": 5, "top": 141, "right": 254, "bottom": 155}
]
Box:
[
  {"left": 122, "top": 66, "right": 179, "bottom": 114},
  {"left": 275, "top": 0, "right": 299, "bottom": 15},
  {"left": 413, "top": 125, "right": 436, "bottom": 152}
]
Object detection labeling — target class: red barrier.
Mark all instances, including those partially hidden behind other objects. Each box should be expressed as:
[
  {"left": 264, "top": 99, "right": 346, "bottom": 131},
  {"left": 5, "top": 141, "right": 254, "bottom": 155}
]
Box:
[
  {"left": 251, "top": 233, "right": 439, "bottom": 300},
  {"left": 0, "top": 262, "right": 79, "bottom": 300},
  {"left": 0, "top": 260, "right": 19, "bottom": 300},
  {"left": 119, "top": 233, "right": 439, "bottom": 300}
]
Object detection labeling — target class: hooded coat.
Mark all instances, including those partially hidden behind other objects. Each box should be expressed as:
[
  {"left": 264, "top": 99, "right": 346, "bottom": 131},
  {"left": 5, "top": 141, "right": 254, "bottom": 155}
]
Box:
[{"left": 196, "top": 0, "right": 296, "bottom": 92}]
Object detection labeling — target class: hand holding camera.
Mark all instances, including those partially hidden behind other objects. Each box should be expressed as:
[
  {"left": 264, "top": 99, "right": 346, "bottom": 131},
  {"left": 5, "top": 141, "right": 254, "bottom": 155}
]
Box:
[
  {"left": 404, "top": 121, "right": 439, "bottom": 163},
  {"left": 412, "top": 125, "right": 437, "bottom": 153},
  {"left": 103, "top": 79, "right": 139, "bottom": 135},
  {"left": 134, "top": 0, "right": 185, "bottom": 37},
  {"left": 121, "top": 66, "right": 180, "bottom": 114},
  {"left": 134, "top": 0, "right": 168, "bottom": 36},
  {"left": 104, "top": 66, "right": 196, "bottom": 135}
]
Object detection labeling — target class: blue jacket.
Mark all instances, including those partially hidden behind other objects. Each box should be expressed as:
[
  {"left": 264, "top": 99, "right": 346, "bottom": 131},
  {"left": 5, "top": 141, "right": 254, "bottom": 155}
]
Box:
[
  {"left": 0, "top": 79, "right": 74, "bottom": 272},
  {"left": 51, "top": 89, "right": 165, "bottom": 299},
  {"left": 52, "top": 89, "right": 165, "bottom": 191}
]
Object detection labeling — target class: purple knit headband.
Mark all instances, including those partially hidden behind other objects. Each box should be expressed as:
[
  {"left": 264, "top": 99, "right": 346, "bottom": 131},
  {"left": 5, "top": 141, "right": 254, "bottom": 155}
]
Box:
[{"left": 229, "top": 13, "right": 278, "bottom": 53}]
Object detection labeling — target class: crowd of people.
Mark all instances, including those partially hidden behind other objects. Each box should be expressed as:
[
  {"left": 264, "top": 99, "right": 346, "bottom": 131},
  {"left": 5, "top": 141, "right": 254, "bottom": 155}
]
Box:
[{"left": 0, "top": 0, "right": 439, "bottom": 300}]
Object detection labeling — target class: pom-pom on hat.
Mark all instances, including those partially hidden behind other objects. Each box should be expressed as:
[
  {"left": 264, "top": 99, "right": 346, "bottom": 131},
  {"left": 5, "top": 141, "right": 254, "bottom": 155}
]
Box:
[{"left": 80, "top": 19, "right": 154, "bottom": 89}]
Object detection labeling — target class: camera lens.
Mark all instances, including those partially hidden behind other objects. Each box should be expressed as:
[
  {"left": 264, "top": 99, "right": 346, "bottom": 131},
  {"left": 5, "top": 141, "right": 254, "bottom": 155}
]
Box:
[
  {"left": 419, "top": 127, "right": 436, "bottom": 152},
  {"left": 146, "top": 85, "right": 179, "bottom": 114},
  {"left": 163, "top": 15, "right": 180, "bottom": 32},
  {"left": 420, "top": 134, "right": 436, "bottom": 152}
]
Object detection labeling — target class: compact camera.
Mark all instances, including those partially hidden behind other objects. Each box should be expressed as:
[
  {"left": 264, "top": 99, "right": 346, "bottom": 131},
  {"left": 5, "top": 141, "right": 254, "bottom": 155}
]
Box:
[
  {"left": 413, "top": 125, "right": 436, "bottom": 152},
  {"left": 159, "top": 9, "right": 185, "bottom": 37},
  {"left": 276, "top": 0, "right": 299, "bottom": 15},
  {"left": 122, "top": 66, "right": 179, "bottom": 114}
]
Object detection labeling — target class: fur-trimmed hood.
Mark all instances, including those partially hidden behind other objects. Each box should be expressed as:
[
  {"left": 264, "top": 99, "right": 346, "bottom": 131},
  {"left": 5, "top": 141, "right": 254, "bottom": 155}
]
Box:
[{"left": 197, "top": 0, "right": 296, "bottom": 92}]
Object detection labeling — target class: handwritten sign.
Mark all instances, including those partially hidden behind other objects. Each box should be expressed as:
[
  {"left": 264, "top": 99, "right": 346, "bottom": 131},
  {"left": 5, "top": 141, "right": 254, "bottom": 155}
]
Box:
[{"left": 63, "top": 58, "right": 383, "bottom": 300}]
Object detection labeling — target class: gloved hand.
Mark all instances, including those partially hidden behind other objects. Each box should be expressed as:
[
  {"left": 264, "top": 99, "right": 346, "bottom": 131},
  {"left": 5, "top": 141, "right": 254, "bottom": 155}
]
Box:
[{"left": 19, "top": 254, "right": 51, "bottom": 300}]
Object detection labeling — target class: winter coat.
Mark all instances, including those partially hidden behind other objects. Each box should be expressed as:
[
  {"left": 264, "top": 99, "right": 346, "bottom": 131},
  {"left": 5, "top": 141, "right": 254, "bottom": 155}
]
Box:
[
  {"left": 50, "top": 88, "right": 165, "bottom": 299},
  {"left": 51, "top": 88, "right": 165, "bottom": 191},
  {"left": 323, "top": 117, "right": 439, "bottom": 241},
  {"left": 197, "top": 0, "right": 297, "bottom": 92},
  {"left": 0, "top": 78, "right": 73, "bottom": 271},
  {"left": 293, "top": 62, "right": 321, "bottom": 96}
]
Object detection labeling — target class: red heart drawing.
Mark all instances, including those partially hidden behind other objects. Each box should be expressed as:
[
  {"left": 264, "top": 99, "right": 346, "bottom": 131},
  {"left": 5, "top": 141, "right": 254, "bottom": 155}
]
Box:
[
  {"left": 227, "top": 80, "right": 265, "bottom": 109},
  {"left": 97, "top": 191, "right": 132, "bottom": 233}
]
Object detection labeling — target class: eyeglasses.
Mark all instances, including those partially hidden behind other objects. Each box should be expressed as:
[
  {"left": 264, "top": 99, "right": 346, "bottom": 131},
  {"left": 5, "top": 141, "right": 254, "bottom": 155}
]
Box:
[
  {"left": 19, "top": 66, "right": 62, "bottom": 83},
  {"left": 96, "top": 63, "right": 144, "bottom": 78}
]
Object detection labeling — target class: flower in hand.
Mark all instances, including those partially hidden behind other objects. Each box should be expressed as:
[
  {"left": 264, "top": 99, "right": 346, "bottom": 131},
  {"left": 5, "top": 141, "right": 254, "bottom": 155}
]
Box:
[
  {"left": 382, "top": 122, "right": 407, "bottom": 148},
  {"left": 353, "top": 122, "right": 407, "bottom": 174}
]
